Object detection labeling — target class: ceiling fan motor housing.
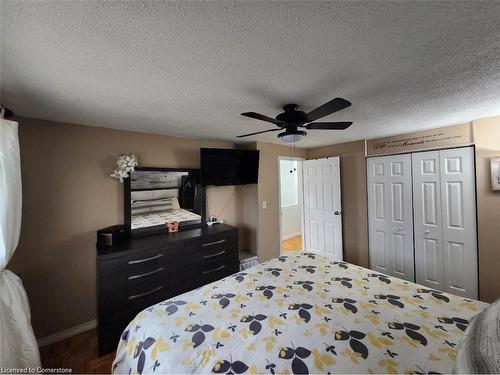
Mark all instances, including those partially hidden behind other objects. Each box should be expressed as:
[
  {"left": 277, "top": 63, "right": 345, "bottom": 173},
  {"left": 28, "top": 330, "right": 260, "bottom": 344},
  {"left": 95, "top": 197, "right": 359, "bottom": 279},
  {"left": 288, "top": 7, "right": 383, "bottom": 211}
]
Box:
[{"left": 275, "top": 104, "right": 308, "bottom": 125}]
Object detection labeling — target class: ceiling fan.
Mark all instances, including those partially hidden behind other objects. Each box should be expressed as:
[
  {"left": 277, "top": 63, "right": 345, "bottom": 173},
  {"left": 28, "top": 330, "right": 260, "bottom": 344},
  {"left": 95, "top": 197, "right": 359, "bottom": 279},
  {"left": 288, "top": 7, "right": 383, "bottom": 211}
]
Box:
[{"left": 238, "top": 97, "right": 352, "bottom": 143}]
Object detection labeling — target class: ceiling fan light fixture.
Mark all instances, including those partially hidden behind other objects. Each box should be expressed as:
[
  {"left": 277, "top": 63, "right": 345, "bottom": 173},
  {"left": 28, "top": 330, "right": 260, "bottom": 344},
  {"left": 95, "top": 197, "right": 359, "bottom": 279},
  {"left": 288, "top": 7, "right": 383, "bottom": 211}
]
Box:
[{"left": 278, "top": 130, "right": 307, "bottom": 143}]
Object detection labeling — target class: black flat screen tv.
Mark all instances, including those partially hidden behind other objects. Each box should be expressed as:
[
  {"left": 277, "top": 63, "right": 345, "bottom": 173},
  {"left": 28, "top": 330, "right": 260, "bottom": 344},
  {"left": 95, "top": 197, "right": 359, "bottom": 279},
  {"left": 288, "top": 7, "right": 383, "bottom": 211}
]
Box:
[{"left": 201, "top": 148, "right": 260, "bottom": 186}]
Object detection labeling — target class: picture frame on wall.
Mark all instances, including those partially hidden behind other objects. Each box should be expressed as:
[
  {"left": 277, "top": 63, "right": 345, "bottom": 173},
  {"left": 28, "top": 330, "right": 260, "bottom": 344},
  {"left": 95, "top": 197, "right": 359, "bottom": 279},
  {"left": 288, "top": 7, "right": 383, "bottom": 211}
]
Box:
[{"left": 491, "top": 157, "right": 500, "bottom": 191}]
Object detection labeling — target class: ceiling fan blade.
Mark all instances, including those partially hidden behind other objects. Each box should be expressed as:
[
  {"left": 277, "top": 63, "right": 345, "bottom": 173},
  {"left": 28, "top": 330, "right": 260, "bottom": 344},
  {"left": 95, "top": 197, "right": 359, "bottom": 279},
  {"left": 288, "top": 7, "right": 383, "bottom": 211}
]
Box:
[
  {"left": 241, "top": 112, "right": 285, "bottom": 126},
  {"left": 305, "top": 98, "right": 351, "bottom": 122},
  {"left": 237, "top": 128, "right": 281, "bottom": 138},
  {"left": 305, "top": 122, "right": 353, "bottom": 130}
]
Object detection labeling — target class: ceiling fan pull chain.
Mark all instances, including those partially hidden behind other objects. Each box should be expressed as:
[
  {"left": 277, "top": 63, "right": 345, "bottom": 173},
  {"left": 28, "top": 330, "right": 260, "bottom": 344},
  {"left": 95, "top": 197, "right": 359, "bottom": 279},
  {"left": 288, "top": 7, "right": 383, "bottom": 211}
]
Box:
[{"left": 293, "top": 143, "right": 297, "bottom": 171}]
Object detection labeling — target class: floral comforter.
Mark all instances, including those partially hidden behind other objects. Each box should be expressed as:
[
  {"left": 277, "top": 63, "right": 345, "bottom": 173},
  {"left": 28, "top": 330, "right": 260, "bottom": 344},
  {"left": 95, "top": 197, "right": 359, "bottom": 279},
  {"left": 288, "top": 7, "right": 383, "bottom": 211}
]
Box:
[{"left": 113, "top": 253, "right": 487, "bottom": 374}]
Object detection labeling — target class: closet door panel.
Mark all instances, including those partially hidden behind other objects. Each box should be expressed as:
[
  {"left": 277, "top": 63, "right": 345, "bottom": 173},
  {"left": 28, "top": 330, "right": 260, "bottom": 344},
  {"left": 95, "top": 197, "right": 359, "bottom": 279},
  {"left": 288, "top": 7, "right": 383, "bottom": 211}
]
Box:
[
  {"left": 368, "top": 158, "right": 390, "bottom": 274},
  {"left": 440, "top": 147, "right": 477, "bottom": 299},
  {"left": 387, "top": 155, "right": 414, "bottom": 281},
  {"left": 392, "top": 232, "right": 405, "bottom": 275},
  {"left": 368, "top": 155, "right": 414, "bottom": 281},
  {"left": 412, "top": 151, "right": 445, "bottom": 290}
]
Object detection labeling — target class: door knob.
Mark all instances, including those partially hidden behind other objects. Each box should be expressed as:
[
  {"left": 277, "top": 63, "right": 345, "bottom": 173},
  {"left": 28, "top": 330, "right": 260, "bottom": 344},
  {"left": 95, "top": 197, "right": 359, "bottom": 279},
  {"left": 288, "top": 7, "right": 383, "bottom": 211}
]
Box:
[
  {"left": 334, "top": 211, "right": 341, "bottom": 215},
  {"left": 397, "top": 227, "right": 403, "bottom": 231},
  {"left": 425, "top": 230, "right": 430, "bottom": 235}
]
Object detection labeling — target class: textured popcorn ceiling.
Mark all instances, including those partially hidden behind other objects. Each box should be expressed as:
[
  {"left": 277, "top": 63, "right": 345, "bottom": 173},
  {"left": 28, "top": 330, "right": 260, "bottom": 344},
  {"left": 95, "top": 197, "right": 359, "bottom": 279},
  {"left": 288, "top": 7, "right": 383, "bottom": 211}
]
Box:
[{"left": 1, "top": 1, "right": 499, "bottom": 147}]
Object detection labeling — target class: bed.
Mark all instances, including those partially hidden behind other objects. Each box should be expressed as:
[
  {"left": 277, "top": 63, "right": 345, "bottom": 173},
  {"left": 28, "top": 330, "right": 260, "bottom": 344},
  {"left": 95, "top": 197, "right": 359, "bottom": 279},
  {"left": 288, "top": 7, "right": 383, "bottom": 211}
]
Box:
[{"left": 112, "top": 253, "right": 487, "bottom": 374}]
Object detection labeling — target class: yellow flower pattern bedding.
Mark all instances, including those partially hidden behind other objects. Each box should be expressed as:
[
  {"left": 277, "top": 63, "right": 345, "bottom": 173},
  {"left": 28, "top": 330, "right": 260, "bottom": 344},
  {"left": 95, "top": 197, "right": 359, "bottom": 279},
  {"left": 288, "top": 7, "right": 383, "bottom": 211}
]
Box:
[{"left": 113, "top": 253, "right": 486, "bottom": 374}]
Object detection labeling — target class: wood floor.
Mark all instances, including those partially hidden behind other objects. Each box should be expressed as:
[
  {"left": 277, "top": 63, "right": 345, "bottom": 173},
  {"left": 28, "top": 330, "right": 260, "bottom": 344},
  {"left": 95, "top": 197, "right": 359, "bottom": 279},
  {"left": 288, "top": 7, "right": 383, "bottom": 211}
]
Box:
[
  {"left": 282, "top": 235, "right": 302, "bottom": 253},
  {"left": 40, "top": 328, "right": 114, "bottom": 374}
]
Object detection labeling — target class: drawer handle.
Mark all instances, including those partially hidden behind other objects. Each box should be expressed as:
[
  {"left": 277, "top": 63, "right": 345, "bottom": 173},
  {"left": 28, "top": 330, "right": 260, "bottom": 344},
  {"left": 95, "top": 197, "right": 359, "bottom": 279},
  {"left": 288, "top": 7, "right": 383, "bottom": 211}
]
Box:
[
  {"left": 128, "top": 253, "right": 163, "bottom": 265},
  {"left": 202, "top": 239, "right": 226, "bottom": 247},
  {"left": 202, "top": 264, "right": 226, "bottom": 275},
  {"left": 203, "top": 250, "right": 226, "bottom": 259},
  {"left": 128, "top": 267, "right": 164, "bottom": 280},
  {"left": 128, "top": 286, "right": 163, "bottom": 300}
]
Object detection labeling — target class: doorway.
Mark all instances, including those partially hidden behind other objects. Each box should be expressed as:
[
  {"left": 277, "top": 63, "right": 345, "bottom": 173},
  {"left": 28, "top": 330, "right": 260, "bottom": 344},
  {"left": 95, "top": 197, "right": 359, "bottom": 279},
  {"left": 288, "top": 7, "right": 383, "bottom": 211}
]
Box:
[
  {"left": 278, "top": 157, "right": 304, "bottom": 255},
  {"left": 302, "top": 157, "right": 343, "bottom": 260}
]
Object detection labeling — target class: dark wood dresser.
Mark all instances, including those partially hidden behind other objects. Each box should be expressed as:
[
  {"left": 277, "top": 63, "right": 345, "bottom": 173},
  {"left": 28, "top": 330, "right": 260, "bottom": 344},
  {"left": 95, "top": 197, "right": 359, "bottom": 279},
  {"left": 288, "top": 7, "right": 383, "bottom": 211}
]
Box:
[{"left": 96, "top": 224, "right": 239, "bottom": 354}]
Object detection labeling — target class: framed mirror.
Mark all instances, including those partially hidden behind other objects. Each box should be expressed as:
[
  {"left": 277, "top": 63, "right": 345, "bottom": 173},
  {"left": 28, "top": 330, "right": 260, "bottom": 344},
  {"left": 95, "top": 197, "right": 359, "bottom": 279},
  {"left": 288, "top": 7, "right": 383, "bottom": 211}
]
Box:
[{"left": 124, "top": 167, "right": 205, "bottom": 234}]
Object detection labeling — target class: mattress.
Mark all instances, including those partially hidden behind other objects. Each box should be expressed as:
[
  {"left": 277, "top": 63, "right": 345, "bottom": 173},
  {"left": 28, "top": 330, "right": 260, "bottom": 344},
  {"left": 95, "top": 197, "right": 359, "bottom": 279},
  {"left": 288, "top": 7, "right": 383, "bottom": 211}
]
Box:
[
  {"left": 131, "top": 208, "right": 201, "bottom": 229},
  {"left": 112, "top": 253, "right": 487, "bottom": 374}
]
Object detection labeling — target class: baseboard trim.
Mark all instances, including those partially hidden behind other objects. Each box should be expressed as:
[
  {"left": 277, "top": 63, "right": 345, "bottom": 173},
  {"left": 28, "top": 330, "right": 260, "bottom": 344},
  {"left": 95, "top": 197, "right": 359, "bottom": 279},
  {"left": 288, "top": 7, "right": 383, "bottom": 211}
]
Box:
[
  {"left": 282, "top": 232, "right": 302, "bottom": 241},
  {"left": 37, "top": 320, "right": 97, "bottom": 347}
]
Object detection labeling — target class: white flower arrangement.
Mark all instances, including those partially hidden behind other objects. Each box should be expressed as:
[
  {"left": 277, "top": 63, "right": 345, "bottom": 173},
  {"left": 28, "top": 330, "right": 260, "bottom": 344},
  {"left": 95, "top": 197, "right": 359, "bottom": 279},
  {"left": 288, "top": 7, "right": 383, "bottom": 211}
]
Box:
[{"left": 110, "top": 154, "right": 138, "bottom": 182}]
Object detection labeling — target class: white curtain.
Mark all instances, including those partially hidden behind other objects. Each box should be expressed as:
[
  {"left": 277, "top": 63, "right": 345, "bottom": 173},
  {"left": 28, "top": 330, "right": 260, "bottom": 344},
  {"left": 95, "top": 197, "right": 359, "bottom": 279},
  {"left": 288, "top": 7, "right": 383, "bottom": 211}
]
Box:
[{"left": 0, "top": 119, "right": 40, "bottom": 368}]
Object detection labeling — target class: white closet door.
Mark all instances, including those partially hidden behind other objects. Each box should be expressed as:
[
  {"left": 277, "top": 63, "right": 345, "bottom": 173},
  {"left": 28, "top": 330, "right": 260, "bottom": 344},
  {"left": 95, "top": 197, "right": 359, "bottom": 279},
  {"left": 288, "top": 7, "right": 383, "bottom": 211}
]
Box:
[
  {"left": 412, "top": 151, "right": 445, "bottom": 290},
  {"left": 303, "top": 157, "right": 343, "bottom": 260},
  {"left": 367, "top": 155, "right": 414, "bottom": 281},
  {"left": 440, "top": 147, "right": 478, "bottom": 299}
]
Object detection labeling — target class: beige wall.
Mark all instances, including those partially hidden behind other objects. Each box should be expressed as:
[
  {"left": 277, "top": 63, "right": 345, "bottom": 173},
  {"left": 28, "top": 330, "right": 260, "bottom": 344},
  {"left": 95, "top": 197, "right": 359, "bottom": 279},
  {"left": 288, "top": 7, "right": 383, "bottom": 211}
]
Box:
[
  {"left": 305, "top": 117, "right": 500, "bottom": 302},
  {"left": 473, "top": 116, "right": 500, "bottom": 303},
  {"left": 9, "top": 117, "right": 244, "bottom": 338},
  {"left": 240, "top": 184, "right": 259, "bottom": 254},
  {"left": 306, "top": 141, "right": 369, "bottom": 267},
  {"left": 8, "top": 117, "right": 307, "bottom": 338},
  {"left": 256, "top": 143, "right": 307, "bottom": 261},
  {"left": 10, "top": 114, "right": 500, "bottom": 341}
]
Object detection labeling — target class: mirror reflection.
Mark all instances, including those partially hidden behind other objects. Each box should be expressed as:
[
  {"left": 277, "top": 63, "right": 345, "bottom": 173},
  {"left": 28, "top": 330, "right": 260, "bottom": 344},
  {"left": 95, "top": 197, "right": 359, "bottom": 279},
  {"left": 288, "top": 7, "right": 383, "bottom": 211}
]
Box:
[{"left": 129, "top": 170, "right": 202, "bottom": 230}]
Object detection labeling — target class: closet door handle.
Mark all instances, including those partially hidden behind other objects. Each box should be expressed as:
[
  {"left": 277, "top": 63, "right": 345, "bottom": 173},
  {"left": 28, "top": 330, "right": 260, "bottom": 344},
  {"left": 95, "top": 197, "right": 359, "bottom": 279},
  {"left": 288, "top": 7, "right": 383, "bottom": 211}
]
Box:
[
  {"left": 203, "top": 250, "right": 226, "bottom": 259},
  {"left": 202, "top": 239, "right": 226, "bottom": 247},
  {"left": 128, "top": 286, "right": 163, "bottom": 300},
  {"left": 425, "top": 230, "right": 430, "bottom": 235},
  {"left": 128, "top": 267, "right": 164, "bottom": 280},
  {"left": 202, "top": 265, "right": 226, "bottom": 274},
  {"left": 128, "top": 253, "right": 163, "bottom": 265}
]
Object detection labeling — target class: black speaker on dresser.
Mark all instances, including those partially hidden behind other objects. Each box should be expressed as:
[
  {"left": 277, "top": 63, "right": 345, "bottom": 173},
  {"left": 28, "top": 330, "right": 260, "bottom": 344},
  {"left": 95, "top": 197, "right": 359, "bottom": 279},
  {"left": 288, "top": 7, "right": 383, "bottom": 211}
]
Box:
[
  {"left": 96, "top": 224, "right": 239, "bottom": 355},
  {"left": 97, "top": 225, "right": 127, "bottom": 247}
]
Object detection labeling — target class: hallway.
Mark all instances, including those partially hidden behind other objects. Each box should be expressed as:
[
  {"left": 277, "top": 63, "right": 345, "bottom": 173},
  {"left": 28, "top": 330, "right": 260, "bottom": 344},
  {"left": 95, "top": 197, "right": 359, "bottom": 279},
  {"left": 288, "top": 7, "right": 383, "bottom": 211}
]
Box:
[{"left": 281, "top": 235, "right": 302, "bottom": 254}]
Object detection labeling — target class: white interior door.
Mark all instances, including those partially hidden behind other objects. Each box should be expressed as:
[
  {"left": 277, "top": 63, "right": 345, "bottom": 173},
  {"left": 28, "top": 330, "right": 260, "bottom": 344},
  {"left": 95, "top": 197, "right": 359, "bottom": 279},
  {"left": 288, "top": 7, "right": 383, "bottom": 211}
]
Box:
[
  {"left": 303, "top": 157, "right": 343, "bottom": 260},
  {"left": 413, "top": 151, "right": 445, "bottom": 290},
  {"left": 439, "top": 147, "right": 478, "bottom": 299},
  {"left": 367, "top": 154, "right": 414, "bottom": 281}
]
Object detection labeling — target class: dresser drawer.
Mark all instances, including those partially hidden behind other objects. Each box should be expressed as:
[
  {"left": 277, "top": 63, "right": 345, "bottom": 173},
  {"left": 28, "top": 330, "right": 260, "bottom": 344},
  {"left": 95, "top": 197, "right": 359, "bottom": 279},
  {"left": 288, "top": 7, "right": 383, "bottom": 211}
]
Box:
[
  {"left": 195, "top": 261, "right": 240, "bottom": 289},
  {"left": 98, "top": 306, "right": 148, "bottom": 355},
  {"left": 99, "top": 262, "right": 167, "bottom": 292},
  {"left": 99, "top": 248, "right": 166, "bottom": 277},
  {"left": 198, "top": 242, "right": 238, "bottom": 262},
  {"left": 201, "top": 230, "right": 238, "bottom": 247},
  {"left": 186, "top": 242, "right": 238, "bottom": 275},
  {"left": 183, "top": 231, "right": 238, "bottom": 255},
  {"left": 184, "top": 255, "right": 239, "bottom": 290},
  {"left": 98, "top": 308, "right": 137, "bottom": 355},
  {"left": 98, "top": 248, "right": 183, "bottom": 291},
  {"left": 98, "top": 274, "right": 179, "bottom": 316},
  {"left": 98, "top": 319, "right": 124, "bottom": 355}
]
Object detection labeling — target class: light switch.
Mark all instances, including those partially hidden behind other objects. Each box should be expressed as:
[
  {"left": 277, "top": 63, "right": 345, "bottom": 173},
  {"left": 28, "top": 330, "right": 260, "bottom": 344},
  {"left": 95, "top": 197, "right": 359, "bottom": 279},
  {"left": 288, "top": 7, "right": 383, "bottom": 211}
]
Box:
[{"left": 262, "top": 200, "right": 267, "bottom": 209}]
